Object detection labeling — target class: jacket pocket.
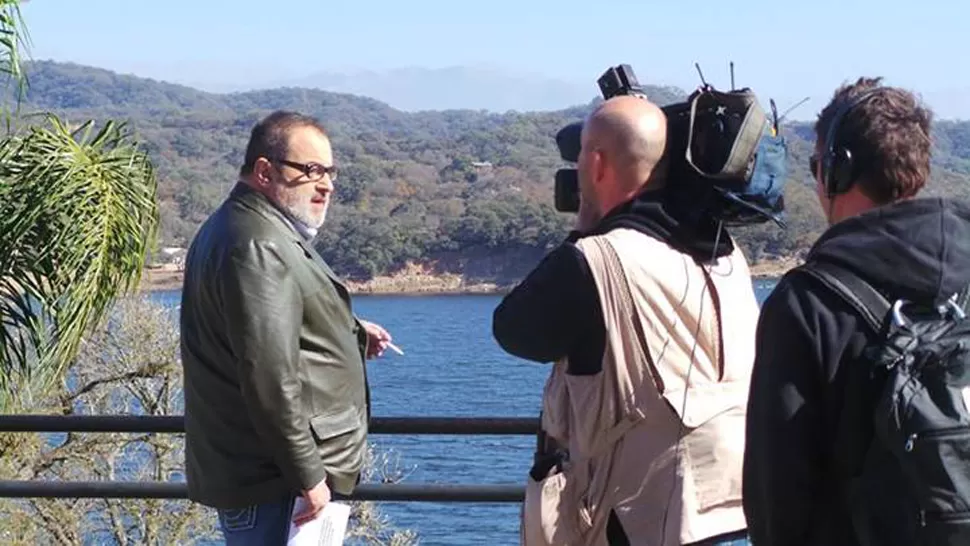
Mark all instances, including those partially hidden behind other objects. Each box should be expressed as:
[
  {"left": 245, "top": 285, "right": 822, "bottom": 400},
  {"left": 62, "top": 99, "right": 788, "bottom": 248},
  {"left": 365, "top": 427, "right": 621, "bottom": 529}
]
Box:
[{"left": 309, "top": 406, "right": 362, "bottom": 442}]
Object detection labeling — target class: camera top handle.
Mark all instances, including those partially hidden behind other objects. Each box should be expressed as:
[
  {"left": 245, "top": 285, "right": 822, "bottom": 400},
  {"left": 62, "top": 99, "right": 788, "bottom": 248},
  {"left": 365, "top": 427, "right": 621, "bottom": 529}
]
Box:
[{"left": 598, "top": 65, "right": 646, "bottom": 100}]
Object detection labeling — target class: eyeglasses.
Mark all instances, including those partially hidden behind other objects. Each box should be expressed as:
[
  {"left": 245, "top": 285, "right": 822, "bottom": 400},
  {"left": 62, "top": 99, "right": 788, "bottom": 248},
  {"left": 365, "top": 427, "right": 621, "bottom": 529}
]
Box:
[{"left": 272, "top": 158, "right": 338, "bottom": 182}]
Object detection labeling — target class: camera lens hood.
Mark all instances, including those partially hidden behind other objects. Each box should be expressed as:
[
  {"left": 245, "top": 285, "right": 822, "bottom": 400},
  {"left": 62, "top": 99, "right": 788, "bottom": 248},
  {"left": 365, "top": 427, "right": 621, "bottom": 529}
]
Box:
[{"left": 555, "top": 121, "right": 583, "bottom": 163}]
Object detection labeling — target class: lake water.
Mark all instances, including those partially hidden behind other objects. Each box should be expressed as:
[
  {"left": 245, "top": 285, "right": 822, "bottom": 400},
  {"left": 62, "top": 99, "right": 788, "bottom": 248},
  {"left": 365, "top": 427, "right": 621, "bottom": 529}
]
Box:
[{"left": 151, "top": 278, "right": 779, "bottom": 545}]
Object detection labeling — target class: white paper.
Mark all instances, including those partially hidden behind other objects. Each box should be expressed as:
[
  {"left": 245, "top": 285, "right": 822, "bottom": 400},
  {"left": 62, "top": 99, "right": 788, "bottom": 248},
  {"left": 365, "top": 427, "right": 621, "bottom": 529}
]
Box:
[{"left": 287, "top": 499, "right": 351, "bottom": 546}]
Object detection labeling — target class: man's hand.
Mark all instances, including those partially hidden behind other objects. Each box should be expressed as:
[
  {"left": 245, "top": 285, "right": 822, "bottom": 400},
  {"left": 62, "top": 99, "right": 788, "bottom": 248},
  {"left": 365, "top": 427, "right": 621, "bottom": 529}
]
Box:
[
  {"left": 293, "top": 477, "right": 331, "bottom": 526},
  {"left": 359, "top": 319, "right": 392, "bottom": 359}
]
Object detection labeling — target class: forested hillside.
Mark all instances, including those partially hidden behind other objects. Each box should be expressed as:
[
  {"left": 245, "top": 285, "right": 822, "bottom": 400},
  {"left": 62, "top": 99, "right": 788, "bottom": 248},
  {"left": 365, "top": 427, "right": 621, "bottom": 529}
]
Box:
[{"left": 14, "top": 60, "right": 970, "bottom": 282}]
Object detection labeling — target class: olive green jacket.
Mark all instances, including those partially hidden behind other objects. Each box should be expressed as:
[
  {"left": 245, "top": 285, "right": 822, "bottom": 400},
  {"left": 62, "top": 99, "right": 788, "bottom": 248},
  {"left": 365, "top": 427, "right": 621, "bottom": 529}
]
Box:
[{"left": 180, "top": 182, "right": 370, "bottom": 509}]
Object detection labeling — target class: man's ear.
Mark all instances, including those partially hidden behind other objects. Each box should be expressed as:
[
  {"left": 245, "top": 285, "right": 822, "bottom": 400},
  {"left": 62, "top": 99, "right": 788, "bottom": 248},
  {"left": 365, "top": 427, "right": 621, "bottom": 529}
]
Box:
[
  {"left": 592, "top": 149, "right": 608, "bottom": 185},
  {"left": 252, "top": 158, "right": 274, "bottom": 188}
]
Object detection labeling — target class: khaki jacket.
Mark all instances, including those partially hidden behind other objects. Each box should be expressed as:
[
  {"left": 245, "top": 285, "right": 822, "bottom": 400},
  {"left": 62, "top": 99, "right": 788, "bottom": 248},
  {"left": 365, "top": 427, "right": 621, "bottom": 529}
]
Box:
[{"left": 522, "top": 227, "right": 759, "bottom": 545}]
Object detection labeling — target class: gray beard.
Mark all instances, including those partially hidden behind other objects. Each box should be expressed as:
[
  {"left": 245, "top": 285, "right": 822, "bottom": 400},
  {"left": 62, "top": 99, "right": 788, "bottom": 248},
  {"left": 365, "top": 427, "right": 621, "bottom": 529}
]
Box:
[
  {"left": 279, "top": 194, "right": 326, "bottom": 231},
  {"left": 269, "top": 194, "right": 324, "bottom": 239}
]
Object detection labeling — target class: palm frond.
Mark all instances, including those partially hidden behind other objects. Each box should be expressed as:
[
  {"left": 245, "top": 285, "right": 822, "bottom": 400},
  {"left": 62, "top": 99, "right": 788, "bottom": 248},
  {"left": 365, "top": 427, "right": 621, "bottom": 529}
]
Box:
[
  {"left": 0, "top": 0, "right": 30, "bottom": 115},
  {"left": 0, "top": 114, "right": 159, "bottom": 398}
]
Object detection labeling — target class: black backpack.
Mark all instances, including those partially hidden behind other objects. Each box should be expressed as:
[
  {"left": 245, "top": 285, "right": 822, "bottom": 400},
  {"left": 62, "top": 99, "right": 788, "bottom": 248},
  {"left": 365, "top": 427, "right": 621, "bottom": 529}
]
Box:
[{"left": 799, "top": 259, "right": 970, "bottom": 546}]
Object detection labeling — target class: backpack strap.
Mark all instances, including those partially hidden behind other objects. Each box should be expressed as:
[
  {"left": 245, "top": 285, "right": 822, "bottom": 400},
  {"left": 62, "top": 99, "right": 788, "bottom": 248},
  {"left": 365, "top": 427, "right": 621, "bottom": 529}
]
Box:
[{"left": 796, "top": 260, "right": 892, "bottom": 334}]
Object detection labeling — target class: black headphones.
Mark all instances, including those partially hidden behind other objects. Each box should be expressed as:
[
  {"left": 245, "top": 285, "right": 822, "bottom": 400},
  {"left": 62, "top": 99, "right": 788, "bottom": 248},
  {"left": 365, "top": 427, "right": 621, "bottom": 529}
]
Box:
[{"left": 821, "top": 87, "right": 883, "bottom": 197}]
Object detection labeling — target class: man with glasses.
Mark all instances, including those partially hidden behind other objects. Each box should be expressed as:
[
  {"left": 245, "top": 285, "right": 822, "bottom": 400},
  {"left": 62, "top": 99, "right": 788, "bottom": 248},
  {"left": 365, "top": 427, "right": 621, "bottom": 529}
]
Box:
[
  {"left": 743, "top": 78, "right": 970, "bottom": 545},
  {"left": 180, "top": 110, "right": 394, "bottom": 544}
]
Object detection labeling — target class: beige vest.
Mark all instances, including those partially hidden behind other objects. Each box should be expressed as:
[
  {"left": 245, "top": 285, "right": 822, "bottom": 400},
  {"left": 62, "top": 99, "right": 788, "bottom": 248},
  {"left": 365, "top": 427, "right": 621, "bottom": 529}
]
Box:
[{"left": 521, "top": 228, "right": 760, "bottom": 546}]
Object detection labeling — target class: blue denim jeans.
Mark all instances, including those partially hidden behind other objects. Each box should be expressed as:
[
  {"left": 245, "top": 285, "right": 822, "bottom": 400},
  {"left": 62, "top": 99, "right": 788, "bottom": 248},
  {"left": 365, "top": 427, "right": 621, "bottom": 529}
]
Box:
[
  {"left": 688, "top": 529, "right": 751, "bottom": 546},
  {"left": 217, "top": 496, "right": 297, "bottom": 546}
]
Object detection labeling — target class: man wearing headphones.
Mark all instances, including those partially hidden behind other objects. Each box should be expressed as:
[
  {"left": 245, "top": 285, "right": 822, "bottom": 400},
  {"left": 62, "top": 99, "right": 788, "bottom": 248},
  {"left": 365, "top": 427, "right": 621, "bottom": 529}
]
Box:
[{"left": 742, "top": 78, "right": 970, "bottom": 545}]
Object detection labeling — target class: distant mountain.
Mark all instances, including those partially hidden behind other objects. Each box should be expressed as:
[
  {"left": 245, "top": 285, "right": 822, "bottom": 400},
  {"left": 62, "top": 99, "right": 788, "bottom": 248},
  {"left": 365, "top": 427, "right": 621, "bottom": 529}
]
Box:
[
  {"left": 7, "top": 60, "right": 970, "bottom": 282},
  {"left": 275, "top": 65, "right": 687, "bottom": 113}
]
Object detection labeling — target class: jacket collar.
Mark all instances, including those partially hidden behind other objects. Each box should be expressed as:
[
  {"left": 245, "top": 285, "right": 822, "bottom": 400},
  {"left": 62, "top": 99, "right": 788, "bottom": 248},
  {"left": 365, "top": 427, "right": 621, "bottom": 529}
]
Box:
[
  {"left": 230, "top": 182, "right": 319, "bottom": 240},
  {"left": 228, "top": 182, "right": 349, "bottom": 290}
]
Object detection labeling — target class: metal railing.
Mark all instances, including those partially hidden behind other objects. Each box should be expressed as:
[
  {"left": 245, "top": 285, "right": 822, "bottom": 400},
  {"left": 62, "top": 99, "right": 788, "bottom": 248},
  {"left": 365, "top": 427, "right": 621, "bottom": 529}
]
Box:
[{"left": 0, "top": 415, "right": 539, "bottom": 503}]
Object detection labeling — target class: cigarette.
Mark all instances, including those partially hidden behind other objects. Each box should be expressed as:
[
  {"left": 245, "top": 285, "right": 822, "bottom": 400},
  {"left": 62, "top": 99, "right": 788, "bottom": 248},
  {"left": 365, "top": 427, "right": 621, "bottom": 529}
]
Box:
[{"left": 386, "top": 342, "right": 404, "bottom": 355}]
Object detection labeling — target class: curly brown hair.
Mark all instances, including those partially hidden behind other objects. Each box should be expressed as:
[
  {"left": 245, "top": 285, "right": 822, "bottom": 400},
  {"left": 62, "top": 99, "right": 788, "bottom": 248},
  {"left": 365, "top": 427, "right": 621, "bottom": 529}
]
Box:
[{"left": 814, "top": 77, "right": 933, "bottom": 204}]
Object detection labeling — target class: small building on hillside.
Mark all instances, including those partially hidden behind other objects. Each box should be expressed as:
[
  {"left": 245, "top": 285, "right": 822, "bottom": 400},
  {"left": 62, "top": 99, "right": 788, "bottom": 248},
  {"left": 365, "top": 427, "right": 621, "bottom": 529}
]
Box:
[{"left": 155, "top": 247, "right": 187, "bottom": 270}]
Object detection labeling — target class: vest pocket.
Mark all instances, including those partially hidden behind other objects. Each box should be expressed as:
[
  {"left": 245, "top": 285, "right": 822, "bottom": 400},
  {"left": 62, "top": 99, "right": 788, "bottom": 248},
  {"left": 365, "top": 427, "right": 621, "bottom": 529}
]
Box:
[
  {"left": 661, "top": 383, "right": 747, "bottom": 512},
  {"left": 563, "top": 371, "right": 612, "bottom": 458},
  {"left": 660, "top": 381, "right": 747, "bottom": 428},
  {"left": 681, "top": 405, "right": 746, "bottom": 512},
  {"left": 522, "top": 455, "right": 590, "bottom": 546}
]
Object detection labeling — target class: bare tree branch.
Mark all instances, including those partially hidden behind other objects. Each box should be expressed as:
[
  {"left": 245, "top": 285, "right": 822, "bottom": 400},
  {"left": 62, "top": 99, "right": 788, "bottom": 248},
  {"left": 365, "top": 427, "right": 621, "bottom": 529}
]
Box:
[{"left": 0, "top": 297, "right": 419, "bottom": 545}]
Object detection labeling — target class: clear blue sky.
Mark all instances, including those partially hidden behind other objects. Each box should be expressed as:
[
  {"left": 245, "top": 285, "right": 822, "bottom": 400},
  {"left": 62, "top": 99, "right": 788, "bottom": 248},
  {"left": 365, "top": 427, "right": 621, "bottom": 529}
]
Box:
[{"left": 17, "top": 0, "right": 969, "bottom": 119}]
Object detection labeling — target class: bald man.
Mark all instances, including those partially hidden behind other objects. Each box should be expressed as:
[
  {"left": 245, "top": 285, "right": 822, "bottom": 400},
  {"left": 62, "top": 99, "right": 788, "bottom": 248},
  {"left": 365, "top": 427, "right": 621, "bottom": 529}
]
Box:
[
  {"left": 493, "top": 96, "right": 758, "bottom": 546},
  {"left": 575, "top": 96, "right": 668, "bottom": 231}
]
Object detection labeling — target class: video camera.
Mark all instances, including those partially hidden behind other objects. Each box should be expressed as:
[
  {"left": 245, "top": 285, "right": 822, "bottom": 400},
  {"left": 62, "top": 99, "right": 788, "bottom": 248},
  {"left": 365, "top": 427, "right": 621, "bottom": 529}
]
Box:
[{"left": 554, "top": 64, "right": 789, "bottom": 228}]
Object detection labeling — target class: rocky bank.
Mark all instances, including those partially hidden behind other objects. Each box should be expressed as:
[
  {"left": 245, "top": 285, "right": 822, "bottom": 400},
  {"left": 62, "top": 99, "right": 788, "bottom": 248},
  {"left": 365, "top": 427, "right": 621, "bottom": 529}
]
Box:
[{"left": 139, "top": 256, "right": 798, "bottom": 295}]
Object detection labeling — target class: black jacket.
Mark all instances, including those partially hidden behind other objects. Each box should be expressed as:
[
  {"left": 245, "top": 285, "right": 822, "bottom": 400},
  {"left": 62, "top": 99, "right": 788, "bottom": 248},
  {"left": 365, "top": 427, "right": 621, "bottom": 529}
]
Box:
[
  {"left": 180, "top": 183, "right": 370, "bottom": 508},
  {"left": 742, "top": 197, "right": 970, "bottom": 546},
  {"left": 492, "top": 188, "right": 734, "bottom": 373}
]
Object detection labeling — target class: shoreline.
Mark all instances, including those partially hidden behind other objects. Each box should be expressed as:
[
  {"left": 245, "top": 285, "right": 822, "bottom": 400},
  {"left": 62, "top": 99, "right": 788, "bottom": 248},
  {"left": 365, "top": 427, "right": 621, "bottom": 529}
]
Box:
[{"left": 139, "top": 257, "right": 799, "bottom": 295}]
